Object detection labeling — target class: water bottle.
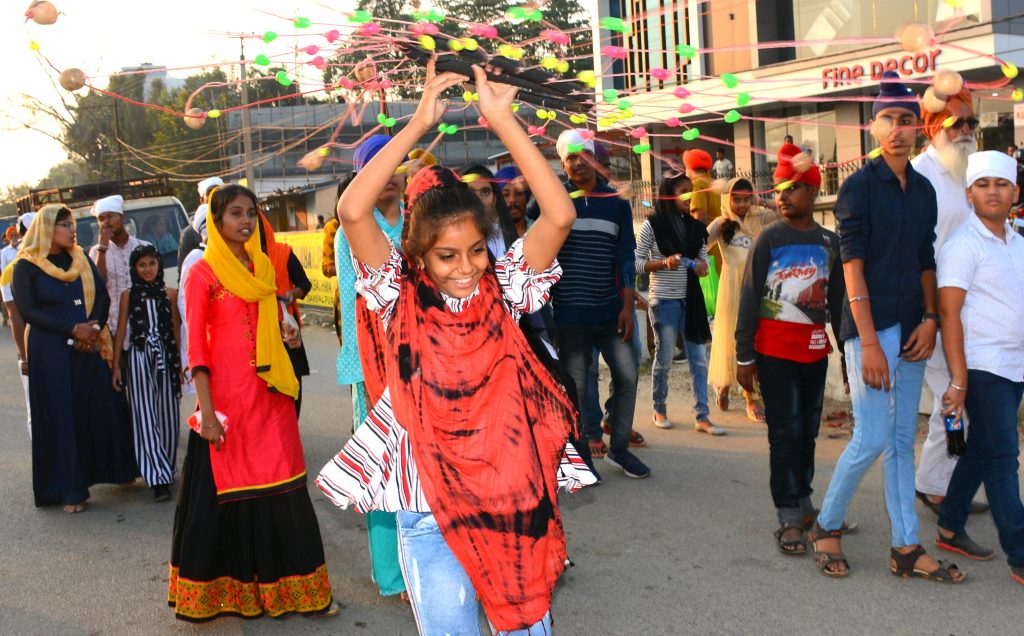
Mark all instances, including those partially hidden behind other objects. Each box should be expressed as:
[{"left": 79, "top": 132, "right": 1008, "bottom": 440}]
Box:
[{"left": 944, "top": 414, "right": 967, "bottom": 456}]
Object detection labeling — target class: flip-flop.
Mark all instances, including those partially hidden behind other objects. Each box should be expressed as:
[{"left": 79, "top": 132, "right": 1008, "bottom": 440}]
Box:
[
  {"left": 745, "top": 402, "right": 766, "bottom": 423},
  {"left": 716, "top": 388, "right": 730, "bottom": 412},
  {"left": 588, "top": 439, "right": 608, "bottom": 459}
]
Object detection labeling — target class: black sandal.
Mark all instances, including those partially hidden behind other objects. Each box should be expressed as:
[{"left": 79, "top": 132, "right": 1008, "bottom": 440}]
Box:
[
  {"left": 889, "top": 545, "right": 965, "bottom": 584},
  {"left": 807, "top": 522, "right": 849, "bottom": 578},
  {"left": 774, "top": 524, "right": 806, "bottom": 556}
]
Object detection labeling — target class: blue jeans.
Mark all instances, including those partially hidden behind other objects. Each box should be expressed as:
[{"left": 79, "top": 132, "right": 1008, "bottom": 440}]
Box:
[
  {"left": 758, "top": 354, "right": 827, "bottom": 525},
  {"left": 396, "top": 510, "right": 553, "bottom": 635},
  {"left": 649, "top": 298, "right": 709, "bottom": 420},
  {"left": 939, "top": 370, "right": 1024, "bottom": 568},
  {"left": 559, "top": 322, "right": 639, "bottom": 453},
  {"left": 582, "top": 311, "right": 643, "bottom": 439},
  {"left": 818, "top": 325, "right": 926, "bottom": 546}
]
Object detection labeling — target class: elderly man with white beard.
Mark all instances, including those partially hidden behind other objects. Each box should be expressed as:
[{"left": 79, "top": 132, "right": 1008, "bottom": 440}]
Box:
[{"left": 912, "top": 86, "right": 991, "bottom": 520}]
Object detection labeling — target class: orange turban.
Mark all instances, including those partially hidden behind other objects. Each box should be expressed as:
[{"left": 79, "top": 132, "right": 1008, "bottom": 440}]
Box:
[
  {"left": 683, "top": 148, "right": 712, "bottom": 171},
  {"left": 922, "top": 87, "right": 975, "bottom": 139},
  {"left": 773, "top": 143, "right": 821, "bottom": 188}
]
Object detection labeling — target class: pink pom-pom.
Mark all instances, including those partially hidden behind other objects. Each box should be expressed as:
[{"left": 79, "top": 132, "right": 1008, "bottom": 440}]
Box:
[
  {"left": 674, "top": 86, "right": 691, "bottom": 99},
  {"left": 310, "top": 56, "right": 326, "bottom": 70},
  {"left": 630, "top": 127, "right": 648, "bottom": 139},
  {"left": 896, "top": 22, "right": 933, "bottom": 52},
  {"left": 870, "top": 117, "right": 893, "bottom": 142},
  {"left": 678, "top": 103, "right": 695, "bottom": 114},
  {"left": 601, "top": 45, "right": 629, "bottom": 60},
  {"left": 304, "top": 45, "right": 320, "bottom": 55},
  {"left": 298, "top": 150, "right": 325, "bottom": 171},
  {"left": 541, "top": 29, "right": 570, "bottom": 45},
  {"left": 325, "top": 29, "right": 340, "bottom": 43},
  {"left": 650, "top": 68, "right": 671, "bottom": 81},
  {"left": 412, "top": 23, "right": 440, "bottom": 36},
  {"left": 922, "top": 87, "right": 948, "bottom": 114},
  {"left": 336, "top": 78, "right": 355, "bottom": 90},
  {"left": 379, "top": 78, "right": 394, "bottom": 89},
  {"left": 477, "top": 116, "right": 489, "bottom": 129},
  {"left": 578, "top": 129, "right": 596, "bottom": 140},
  {"left": 791, "top": 152, "right": 812, "bottom": 173},
  {"left": 470, "top": 24, "right": 498, "bottom": 39},
  {"left": 665, "top": 117, "right": 681, "bottom": 127},
  {"left": 932, "top": 69, "right": 963, "bottom": 97},
  {"left": 358, "top": 23, "right": 381, "bottom": 36},
  {"left": 528, "top": 125, "right": 545, "bottom": 136}
]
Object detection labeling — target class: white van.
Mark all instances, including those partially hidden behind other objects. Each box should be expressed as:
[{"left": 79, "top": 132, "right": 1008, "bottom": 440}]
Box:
[{"left": 17, "top": 178, "right": 190, "bottom": 286}]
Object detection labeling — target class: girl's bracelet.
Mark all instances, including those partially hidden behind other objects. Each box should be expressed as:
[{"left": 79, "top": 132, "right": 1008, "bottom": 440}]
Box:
[
  {"left": 861, "top": 341, "right": 880, "bottom": 348},
  {"left": 848, "top": 295, "right": 870, "bottom": 303},
  {"left": 948, "top": 381, "right": 967, "bottom": 392}
]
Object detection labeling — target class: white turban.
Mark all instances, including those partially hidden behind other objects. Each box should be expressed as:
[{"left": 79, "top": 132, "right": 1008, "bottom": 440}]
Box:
[
  {"left": 18, "top": 212, "right": 36, "bottom": 234},
  {"left": 91, "top": 194, "right": 123, "bottom": 217},
  {"left": 556, "top": 129, "right": 595, "bottom": 161},
  {"left": 192, "top": 204, "right": 208, "bottom": 238},
  {"left": 197, "top": 176, "right": 224, "bottom": 197},
  {"left": 966, "top": 151, "right": 1018, "bottom": 188}
]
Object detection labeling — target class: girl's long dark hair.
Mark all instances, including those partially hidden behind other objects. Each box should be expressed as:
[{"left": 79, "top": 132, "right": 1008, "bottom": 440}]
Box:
[{"left": 655, "top": 173, "right": 691, "bottom": 217}]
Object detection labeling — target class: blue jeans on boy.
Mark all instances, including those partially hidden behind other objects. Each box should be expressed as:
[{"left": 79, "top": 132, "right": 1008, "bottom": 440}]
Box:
[
  {"left": 649, "top": 298, "right": 709, "bottom": 421},
  {"left": 559, "top": 322, "right": 638, "bottom": 454},
  {"left": 939, "top": 370, "right": 1024, "bottom": 568},
  {"left": 396, "top": 510, "right": 553, "bottom": 635},
  {"left": 818, "top": 325, "right": 926, "bottom": 546},
  {"left": 582, "top": 311, "right": 643, "bottom": 440}
]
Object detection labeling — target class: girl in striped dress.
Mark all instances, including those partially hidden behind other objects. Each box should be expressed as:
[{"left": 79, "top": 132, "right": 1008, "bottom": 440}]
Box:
[{"left": 112, "top": 244, "right": 181, "bottom": 502}]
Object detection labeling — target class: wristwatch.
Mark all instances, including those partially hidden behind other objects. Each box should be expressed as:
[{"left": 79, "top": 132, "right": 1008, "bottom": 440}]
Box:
[{"left": 923, "top": 312, "right": 940, "bottom": 326}]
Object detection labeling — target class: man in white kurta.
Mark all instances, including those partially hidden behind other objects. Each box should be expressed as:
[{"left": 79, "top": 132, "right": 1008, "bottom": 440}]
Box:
[{"left": 910, "top": 87, "right": 987, "bottom": 512}]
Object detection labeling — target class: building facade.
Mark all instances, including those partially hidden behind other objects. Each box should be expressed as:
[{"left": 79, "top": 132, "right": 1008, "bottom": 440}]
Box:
[{"left": 588, "top": 0, "right": 1024, "bottom": 197}]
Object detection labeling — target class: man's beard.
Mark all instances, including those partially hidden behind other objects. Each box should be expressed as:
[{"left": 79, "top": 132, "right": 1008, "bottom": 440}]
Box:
[{"left": 933, "top": 132, "right": 978, "bottom": 184}]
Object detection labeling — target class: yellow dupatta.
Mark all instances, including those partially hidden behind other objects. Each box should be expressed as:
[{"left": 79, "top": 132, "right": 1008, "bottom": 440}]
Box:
[
  {"left": 202, "top": 196, "right": 299, "bottom": 399},
  {"left": 0, "top": 205, "right": 113, "bottom": 362},
  {"left": 720, "top": 177, "right": 778, "bottom": 239}
]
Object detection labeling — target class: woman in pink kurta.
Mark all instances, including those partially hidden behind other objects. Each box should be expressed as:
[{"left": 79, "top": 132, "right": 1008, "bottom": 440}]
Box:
[{"left": 168, "top": 184, "right": 334, "bottom": 622}]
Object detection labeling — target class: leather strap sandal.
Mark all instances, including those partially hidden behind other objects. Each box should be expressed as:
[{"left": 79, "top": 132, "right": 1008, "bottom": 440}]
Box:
[
  {"left": 774, "top": 524, "right": 807, "bottom": 556},
  {"left": 807, "top": 522, "right": 849, "bottom": 578},
  {"left": 889, "top": 545, "right": 965, "bottom": 584}
]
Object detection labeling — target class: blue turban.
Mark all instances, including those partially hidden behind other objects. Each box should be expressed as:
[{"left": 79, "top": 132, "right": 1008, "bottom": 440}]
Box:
[
  {"left": 353, "top": 134, "right": 391, "bottom": 172},
  {"left": 493, "top": 166, "right": 521, "bottom": 191},
  {"left": 872, "top": 71, "right": 920, "bottom": 119}
]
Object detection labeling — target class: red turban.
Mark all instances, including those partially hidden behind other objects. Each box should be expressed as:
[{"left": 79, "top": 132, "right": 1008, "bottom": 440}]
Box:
[
  {"left": 922, "top": 87, "right": 975, "bottom": 139},
  {"left": 682, "top": 148, "right": 712, "bottom": 171},
  {"left": 773, "top": 143, "right": 821, "bottom": 188}
]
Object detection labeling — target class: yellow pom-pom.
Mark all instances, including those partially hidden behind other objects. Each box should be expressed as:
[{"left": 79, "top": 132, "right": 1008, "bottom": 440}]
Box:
[
  {"left": 677, "top": 192, "right": 694, "bottom": 201},
  {"left": 29, "top": 41, "right": 40, "bottom": 52},
  {"left": 207, "top": 109, "right": 222, "bottom": 119},
  {"left": 317, "top": 147, "right": 330, "bottom": 157},
  {"left": 541, "top": 57, "right": 558, "bottom": 70},
  {"left": 556, "top": 61, "right": 569, "bottom": 73},
  {"left": 597, "top": 117, "right": 614, "bottom": 127},
  {"left": 448, "top": 39, "right": 464, "bottom": 52},
  {"left": 577, "top": 70, "right": 596, "bottom": 84},
  {"left": 419, "top": 35, "right": 436, "bottom": 50},
  {"left": 868, "top": 147, "right": 884, "bottom": 159},
  {"left": 510, "top": 103, "right": 519, "bottom": 113},
  {"left": 1013, "top": 88, "right": 1024, "bottom": 102},
  {"left": 569, "top": 190, "right": 586, "bottom": 199},
  {"left": 462, "top": 38, "right": 478, "bottom": 52},
  {"left": 1002, "top": 63, "right": 1019, "bottom": 80},
  {"left": 774, "top": 180, "right": 795, "bottom": 192},
  {"left": 461, "top": 173, "right": 481, "bottom": 183},
  {"left": 941, "top": 115, "right": 957, "bottom": 128},
  {"left": 395, "top": 165, "right": 408, "bottom": 175}
]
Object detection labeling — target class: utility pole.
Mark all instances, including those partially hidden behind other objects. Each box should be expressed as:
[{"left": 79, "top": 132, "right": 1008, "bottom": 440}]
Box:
[
  {"left": 112, "top": 99, "right": 126, "bottom": 181},
  {"left": 238, "top": 37, "right": 256, "bottom": 190}
]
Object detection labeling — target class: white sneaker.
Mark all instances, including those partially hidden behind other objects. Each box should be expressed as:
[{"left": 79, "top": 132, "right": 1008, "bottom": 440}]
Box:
[{"left": 653, "top": 414, "right": 673, "bottom": 429}]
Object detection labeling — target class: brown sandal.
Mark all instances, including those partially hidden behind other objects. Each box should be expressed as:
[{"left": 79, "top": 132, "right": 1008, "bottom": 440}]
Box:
[
  {"left": 807, "top": 522, "right": 849, "bottom": 578},
  {"left": 889, "top": 545, "right": 965, "bottom": 584},
  {"left": 774, "top": 524, "right": 806, "bottom": 556},
  {"left": 588, "top": 439, "right": 608, "bottom": 459}
]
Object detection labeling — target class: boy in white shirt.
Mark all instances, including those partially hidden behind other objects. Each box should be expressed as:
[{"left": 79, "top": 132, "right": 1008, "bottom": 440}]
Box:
[{"left": 935, "top": 150, "right": 1024, "bottom": 585}]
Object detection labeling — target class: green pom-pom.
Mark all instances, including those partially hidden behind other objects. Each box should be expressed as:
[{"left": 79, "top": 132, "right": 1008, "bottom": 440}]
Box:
[
  {"left": 602, "top": 88, "right": 619, "bottom": 103},
  {"left": 349, "top": 10, "right": 373, "bottom": 23},
  {"left": 253, "top": 54, "right": 270, "bottom": 66},
  {"left": 736, "top": 92, "right": 751, "bottom": 106},
  {"left": 600, "top": 17, "right": 630, "bottom": 33},
  {"left": 276, "top": 71, "right": 292, "bottom": 87},
  {"left": 682, "top": 128, "right": 700, "bottom": 141},
  {"left": 632, "top": 143, "right": 651, "bottom": 154},
  {"left": 294, "top": 17, "right": 312, "bottom": 29},
  {"left": 262, "top": 31, "right": 277, "bottom": 44},
  {"left": 617, "top": 99, "right": 632, "bottom": 111},
  {"left": 721, "top": 73, "right": 739, "bottom": 89},
  {"left": 567, "top": 143, "right": 584, "bottom": 154},
  {"left": 724, "top": 110, "right": 741, "bottom": 123},
  {"left": 675, "top": 44, "right": 696, "bottom": 58}
]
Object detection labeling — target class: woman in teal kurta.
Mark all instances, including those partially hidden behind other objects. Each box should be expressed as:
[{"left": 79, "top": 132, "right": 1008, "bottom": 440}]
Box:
[{"left": 335, "top": 205, "right": 405, "bottom": 597}]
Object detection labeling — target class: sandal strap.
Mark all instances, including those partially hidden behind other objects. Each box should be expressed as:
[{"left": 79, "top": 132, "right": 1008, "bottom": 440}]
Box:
[
  {"left": 890, "top": 545, "right": 927, "bottom": 575},
  {"left": 807, "top": 521, "right": 843, "bottom": 542}
]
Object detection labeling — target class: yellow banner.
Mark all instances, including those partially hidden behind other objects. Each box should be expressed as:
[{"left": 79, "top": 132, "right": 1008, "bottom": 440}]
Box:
[{"left": 276, "top": 230, "right": 335, "bottom": 309}]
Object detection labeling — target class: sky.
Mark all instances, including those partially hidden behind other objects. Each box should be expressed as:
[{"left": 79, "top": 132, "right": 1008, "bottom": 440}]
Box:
[{"left": 0, "top": 1, "right": 359, "bottom": 189}]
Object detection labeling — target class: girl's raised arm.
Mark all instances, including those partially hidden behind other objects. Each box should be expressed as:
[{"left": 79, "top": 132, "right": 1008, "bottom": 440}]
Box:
[
  {"left": 471, "top": 65, "right": 575, "bottom": 271},
  {"left": 338, "top": 59, "right": 467, "bottom": 268}
]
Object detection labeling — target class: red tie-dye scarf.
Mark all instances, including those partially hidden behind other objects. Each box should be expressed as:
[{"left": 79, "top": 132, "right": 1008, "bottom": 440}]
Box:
[
  {"left": 355, "top": 295, "right": 388, "bottom": 404},
  {"left": 387, "top": 263, "right": 577, "bottom": 631}
]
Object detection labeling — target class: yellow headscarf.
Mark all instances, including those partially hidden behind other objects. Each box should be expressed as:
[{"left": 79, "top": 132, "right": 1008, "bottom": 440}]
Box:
[
  {"left": 0, "top": 204, "right": 112, "bottom": 362},
  {"left": 720, "top": 177, "right": 777, "bottom": 239},
  {"left": 202, "top": 189, "right": 299, "bottom": 399}
]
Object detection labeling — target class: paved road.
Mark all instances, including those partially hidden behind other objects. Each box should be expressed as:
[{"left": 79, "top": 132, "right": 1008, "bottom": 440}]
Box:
[{"left": 0, "top": 324, "right": 1019, "bottom": 635}]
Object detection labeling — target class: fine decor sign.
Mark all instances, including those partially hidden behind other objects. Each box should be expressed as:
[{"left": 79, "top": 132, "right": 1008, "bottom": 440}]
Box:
[{"left": 822, "top": 49, "right": 942, "bottom": 89}]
